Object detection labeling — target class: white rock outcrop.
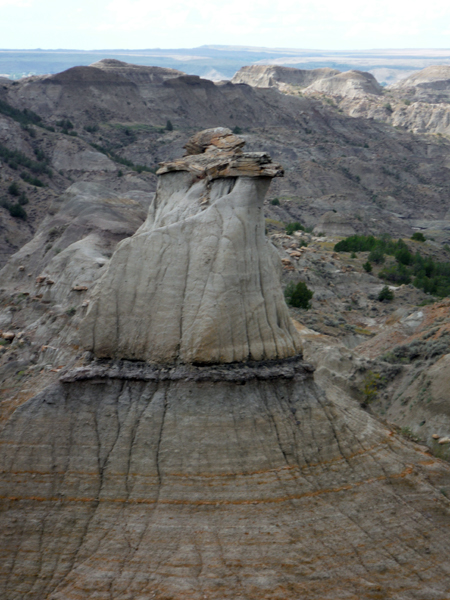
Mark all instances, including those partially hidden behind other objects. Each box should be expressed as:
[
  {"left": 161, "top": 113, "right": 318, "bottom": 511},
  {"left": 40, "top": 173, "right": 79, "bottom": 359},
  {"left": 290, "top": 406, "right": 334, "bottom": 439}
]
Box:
[{"left": 81, "top": 128, "right": 302, "bottom": 364}]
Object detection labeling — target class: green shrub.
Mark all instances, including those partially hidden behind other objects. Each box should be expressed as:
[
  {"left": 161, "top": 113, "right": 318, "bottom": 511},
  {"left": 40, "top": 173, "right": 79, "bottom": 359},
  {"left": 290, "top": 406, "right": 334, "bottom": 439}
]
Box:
[
  {"left": 285, "top": 222, "right": 305, "bottom": 235},
  {"left": 0, "top": 142, "right": 52, "bottom": 177},
  {"left": 368, "top": 247, "right": 385, "bottom": 264},
  {"left": 232, "top": 126, "right": 242, "bottom": 134},
  {"left": 84, "top": 124, "right": 99, "bottom": 133},
  {"left": 411, "top": 232, "right": 426, "bottom": 242},
  {"left": 8, "top": 203, "right": 27, "bottom": 219},
  {"left": 363, "top": 261, "right": 372, "bottom": 273},
  {"left": 18, "top": 192, "right": 28, "bottom": 206},
  {"left": 361, "top": 371, "right": 381, "bottom": 405},
  {"left": 0, "top": 99, "right": 42, "bottom": 127},
  {"left": 56, "top": 119, "right": 74, "bottom": 130},
  {"left": 270, "top": 198, "right": 280, "bottom": 206},
  {"left": 165, "top": 120, "right": 173, "bottom": 131},
  {"left": 284, "top": 281, "right": 314, "bottom": 309},
  {"left": 20, "top": 172, "right": 45, "bottom": 187},
  {"left": 335, "top": 233, "right": 450, "bottom": 297},
  {"left": 378, "top": 285, "right": 394, "bottom": 302},
  {"left": 8, "top": 181, "right": 19, "bottom": 196},
  {"left": 379, "top": 263, "right": 411, "bottom": 284}
]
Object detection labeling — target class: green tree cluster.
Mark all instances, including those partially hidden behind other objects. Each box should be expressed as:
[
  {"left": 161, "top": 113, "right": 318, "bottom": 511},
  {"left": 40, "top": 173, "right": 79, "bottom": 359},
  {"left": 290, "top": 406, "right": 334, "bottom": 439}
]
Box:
[
  {"left": 334, "top": 234, "right": 450, "bottom": 297},
  {"left": 284, "top": 281, "right": 314, "bottom": 309}
]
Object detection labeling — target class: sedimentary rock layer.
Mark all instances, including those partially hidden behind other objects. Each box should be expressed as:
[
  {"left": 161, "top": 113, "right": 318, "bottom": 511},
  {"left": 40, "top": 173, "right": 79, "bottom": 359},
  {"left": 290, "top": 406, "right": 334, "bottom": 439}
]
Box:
[{"left": 1, "top": 361, "right": 450, "bottom": 600}]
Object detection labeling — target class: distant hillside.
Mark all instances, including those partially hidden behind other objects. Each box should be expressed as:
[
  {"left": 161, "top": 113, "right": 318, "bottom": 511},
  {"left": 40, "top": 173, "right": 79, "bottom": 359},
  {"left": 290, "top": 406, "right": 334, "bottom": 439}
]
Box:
[{"left": 2, "top": 47, "right": 450, "bottom": 85}]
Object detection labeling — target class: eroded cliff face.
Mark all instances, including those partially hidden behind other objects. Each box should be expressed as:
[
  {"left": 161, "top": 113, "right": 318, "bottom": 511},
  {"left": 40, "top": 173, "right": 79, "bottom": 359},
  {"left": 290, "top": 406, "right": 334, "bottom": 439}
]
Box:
[{"left": 1, "top": 129, "right": 450, "bottom": 600}]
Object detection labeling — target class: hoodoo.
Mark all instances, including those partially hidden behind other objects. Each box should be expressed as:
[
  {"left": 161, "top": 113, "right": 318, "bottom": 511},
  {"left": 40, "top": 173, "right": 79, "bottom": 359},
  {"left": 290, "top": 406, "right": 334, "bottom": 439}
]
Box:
[
  {"left": 81, "top": 127, "right": 301, "bottom": 364},
  {"left": 1, "top": 129, "right": 450, "bottom": 600}
]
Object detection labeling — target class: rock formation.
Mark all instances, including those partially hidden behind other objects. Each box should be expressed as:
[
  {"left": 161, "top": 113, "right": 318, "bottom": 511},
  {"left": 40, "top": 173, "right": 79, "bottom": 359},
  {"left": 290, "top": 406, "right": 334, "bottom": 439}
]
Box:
[
  {"left": 232, "top": 65, "right": 382, "bottom": 98},
  {"left": 80, "top": 128, "right": 301, "bottom": 364},
  {"left": 303, "top": 69, "right": 382, "bottom": 99},
  {"left": 390, "top": 65, "right": 450, "bottom": 102},
  {"left": 231, "top": 65, "right": 339, "bottom": 89},
  {"left": 1, "top": 129, "right": 450, "bottom": 600}
]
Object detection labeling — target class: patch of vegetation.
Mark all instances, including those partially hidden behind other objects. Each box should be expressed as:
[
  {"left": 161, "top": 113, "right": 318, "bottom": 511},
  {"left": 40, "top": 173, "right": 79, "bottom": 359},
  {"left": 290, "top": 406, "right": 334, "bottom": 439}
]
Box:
[
  {"left": 56, "top": 118, "right": 74, "bottom": 133},
  {"left": 368, "top": 247, "right": 385, "bottom": 264},
  {"left": 232, "top": 126, "right": 242, "bottom": 134},
  {"left": 90, "top": 142, "right": 156, "bottom": 173},
  {"left": 284, "top": 281, "right": 314, "bottom": 309},
  {"left": 0, "top": 142, "right": 52, "bottom": 177},
  {"left": 8, "top": 181, "right": 19, "bottom": 196},
  {"left": 378, "top": 285, "right": 394, "bottom": 302},
  {"left": 363, "top": 261, "right": 372, "bottom": 273},
  {"left": 270, "top": 198, "right": 280, "bottom": 206},
  {"left": 0, "top": 99, "right": 42, "bottom": 127},
  {"left": 335, "top": 234, "right": 450, "bottom": 297},
  {"left": 285, "top": 222, "right": 305, "bottom": 235},
  {"left": 0, "top": 197, "right": 27, "bottom": 219},
  {"left": 165, "top": 120, "right": 173, "bottom": 131},
  {"left": 84, "top": 124, "right": 99, "bottom": 133},
  {"left": 411, "top": 232, "right": 426, "bottom": 242},
  {"left": 20, "top": 172, "right": 45, "bottom": 187},
  {"left": 66, "top": 307, "right": 76, "bottom": 317},
  {"left": 400, "top": 426, "right": 419, "bottom": 441},
  {"left": 382, "top": 331, "right": 450, "bottom": 364},
  {"left": 340, "top": 166, "right": 361, "bottom": 183},
  {"left": 360, "top": 371, "right": 382, "bottom": 406}
]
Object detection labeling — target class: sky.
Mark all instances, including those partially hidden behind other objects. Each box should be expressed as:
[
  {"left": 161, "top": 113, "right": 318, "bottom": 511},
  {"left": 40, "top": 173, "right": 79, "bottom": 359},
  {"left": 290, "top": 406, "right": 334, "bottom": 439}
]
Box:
[{"left": 1, "top": 0, "right": 450, "bottom": 50}]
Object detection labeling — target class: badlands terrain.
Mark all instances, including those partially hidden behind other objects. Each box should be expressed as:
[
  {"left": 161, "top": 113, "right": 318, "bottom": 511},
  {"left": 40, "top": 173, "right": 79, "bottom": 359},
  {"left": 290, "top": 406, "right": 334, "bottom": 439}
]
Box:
[{"left": 0, "top": 61, "right": 450, "bottom": 598}]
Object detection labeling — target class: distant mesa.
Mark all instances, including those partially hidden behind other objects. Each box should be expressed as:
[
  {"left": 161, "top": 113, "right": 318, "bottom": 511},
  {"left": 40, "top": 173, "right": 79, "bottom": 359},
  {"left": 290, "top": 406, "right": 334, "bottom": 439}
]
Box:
[
  {"left": 232, "top": 65, "right": 339, "bottom": 88},
  {"left": 90, "top": 58, "right": 185, "bottom": 83},
  {"left": 232, "top": 64, "right": 383, "bottom": 98},
  {"left": 391, "top": 65, "right": 450, "bottom": 89}
]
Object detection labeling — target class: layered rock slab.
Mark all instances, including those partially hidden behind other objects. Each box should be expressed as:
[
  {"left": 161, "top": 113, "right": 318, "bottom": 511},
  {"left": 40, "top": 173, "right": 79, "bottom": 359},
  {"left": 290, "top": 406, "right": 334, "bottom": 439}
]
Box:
[{"left": 80, "top": 129, "right": 300, "bottom": 364}]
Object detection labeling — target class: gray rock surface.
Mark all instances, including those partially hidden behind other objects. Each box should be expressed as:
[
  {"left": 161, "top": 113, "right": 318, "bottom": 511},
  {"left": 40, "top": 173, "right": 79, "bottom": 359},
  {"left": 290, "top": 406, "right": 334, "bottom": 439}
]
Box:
[{"left": 81, "top": 129, "right": 301, "bottom": 364}]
